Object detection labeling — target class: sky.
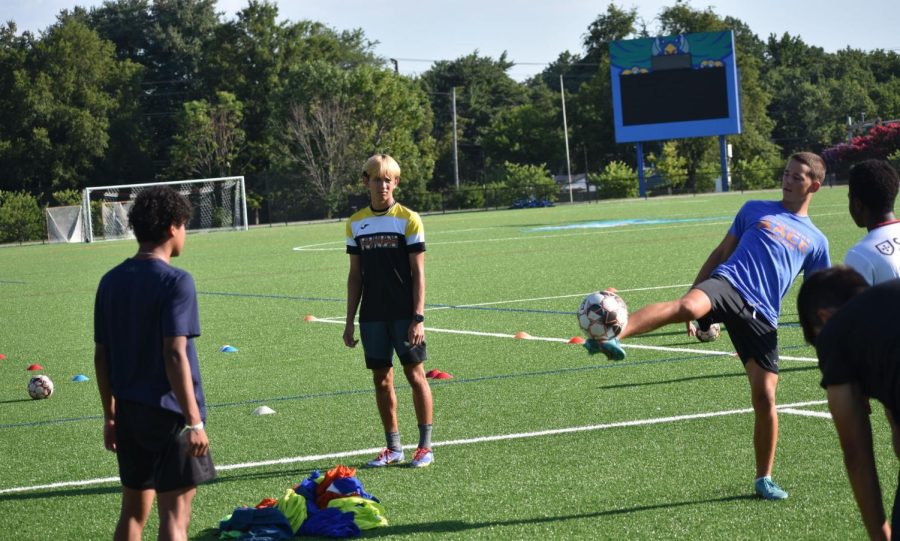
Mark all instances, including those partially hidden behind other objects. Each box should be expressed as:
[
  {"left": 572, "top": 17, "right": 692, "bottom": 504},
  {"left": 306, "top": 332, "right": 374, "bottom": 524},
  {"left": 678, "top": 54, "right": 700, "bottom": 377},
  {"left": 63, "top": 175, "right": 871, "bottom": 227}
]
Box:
[{"left": 6, "top": 0, "right": 900, "bottom": 81}]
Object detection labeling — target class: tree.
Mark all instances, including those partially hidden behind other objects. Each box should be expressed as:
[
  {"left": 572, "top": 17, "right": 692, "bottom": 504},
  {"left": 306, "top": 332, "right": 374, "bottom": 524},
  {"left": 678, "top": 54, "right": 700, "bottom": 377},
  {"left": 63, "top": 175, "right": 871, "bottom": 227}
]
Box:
[
  {"left": 276, "top": 62, "right": 435, "bottom": 218},
  {"left": 589, "top": 161, "right": 638, "bottom": 199},
  {"left": 494, "top": 162, "right": 558, "bottom": 203},
  {"left": 202, "top": 1, "right": 381, "bottom": 174},
  {"left": 283, "top": 97, "right": 356, "bottom": 219},
  {"left": 168, "top": 91, "right": 246, "bottom": 178},
  {"left": 0, "top": 18, "right": 139, "bottom": 196},
  {"left": 653, "top": 141, "right": 688, "bottom": 190},
  {"left": 419, "top": 52, "right": 528, "bottom": 188},
  {"left": 481, "top": 82, "right": 566, "bottom": 173},
  {"left": 0, "top": 191, "right": 44, "bottom": 243}
]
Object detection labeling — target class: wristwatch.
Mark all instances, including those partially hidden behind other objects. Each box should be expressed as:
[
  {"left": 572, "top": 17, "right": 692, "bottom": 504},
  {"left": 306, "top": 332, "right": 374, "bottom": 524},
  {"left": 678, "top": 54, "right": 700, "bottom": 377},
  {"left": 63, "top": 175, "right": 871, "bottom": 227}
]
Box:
[{"left": 413, "top": 313, "right": 425, "bottom": 323}]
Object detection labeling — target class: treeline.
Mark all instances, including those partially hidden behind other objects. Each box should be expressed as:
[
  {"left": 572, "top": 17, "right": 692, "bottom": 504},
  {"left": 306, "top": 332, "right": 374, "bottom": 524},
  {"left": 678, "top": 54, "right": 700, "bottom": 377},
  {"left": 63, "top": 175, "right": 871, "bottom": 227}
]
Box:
[{"left": 1, "top": 0, "right": 899, "bottom": 229}]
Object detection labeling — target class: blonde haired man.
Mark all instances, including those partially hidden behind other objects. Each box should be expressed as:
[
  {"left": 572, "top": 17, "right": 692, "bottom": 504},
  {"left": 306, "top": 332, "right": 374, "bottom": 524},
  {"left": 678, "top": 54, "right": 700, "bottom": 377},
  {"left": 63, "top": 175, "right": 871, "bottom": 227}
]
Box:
[{"left": 344, "top": 154, "right": 435, "bottom": 468}]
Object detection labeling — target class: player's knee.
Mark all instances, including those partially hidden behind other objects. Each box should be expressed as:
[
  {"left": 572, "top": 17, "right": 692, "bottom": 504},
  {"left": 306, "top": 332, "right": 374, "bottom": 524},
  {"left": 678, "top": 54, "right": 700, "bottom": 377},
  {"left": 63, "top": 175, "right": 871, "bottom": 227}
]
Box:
[{"left": 677, "top": 297, "right": 705, "bottom": 321}]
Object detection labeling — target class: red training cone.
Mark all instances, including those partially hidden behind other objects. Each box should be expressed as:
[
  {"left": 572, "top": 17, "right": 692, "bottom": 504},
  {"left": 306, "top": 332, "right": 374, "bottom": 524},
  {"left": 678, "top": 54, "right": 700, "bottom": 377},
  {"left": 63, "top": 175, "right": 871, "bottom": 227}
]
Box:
[
  {"left": 568, "top": 336, "right": 586, "bottom": 344},
  {"left": 27, "top": 363, "right": 44, "bottom": 371}
]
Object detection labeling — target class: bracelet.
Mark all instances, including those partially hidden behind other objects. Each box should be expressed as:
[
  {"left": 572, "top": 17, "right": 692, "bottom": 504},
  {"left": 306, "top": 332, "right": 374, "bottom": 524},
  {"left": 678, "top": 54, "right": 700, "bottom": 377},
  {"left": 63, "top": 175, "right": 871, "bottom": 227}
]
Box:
[{"left": 180, "top": 422, "right": 204, "bottom": 434}]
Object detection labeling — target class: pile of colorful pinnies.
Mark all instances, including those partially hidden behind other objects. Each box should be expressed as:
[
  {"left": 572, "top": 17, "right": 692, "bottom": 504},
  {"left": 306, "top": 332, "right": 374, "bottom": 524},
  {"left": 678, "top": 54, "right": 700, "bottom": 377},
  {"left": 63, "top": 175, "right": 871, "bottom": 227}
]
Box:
[{"left": 217, "top": 465, "right": 388, "bottom": 539}]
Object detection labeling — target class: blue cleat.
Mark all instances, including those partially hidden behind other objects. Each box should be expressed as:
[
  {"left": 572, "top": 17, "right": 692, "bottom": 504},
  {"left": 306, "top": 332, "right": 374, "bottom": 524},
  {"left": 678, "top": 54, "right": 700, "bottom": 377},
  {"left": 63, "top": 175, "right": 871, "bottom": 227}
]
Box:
[
  {"left": 754, "top": 476, "right": 788, "bottom": 500},
  {"left": 366, "top": 448, "right": 405, "bottom": 467},
  {"left": 583, "top": 338, "right": 626, "bottom": 361}
]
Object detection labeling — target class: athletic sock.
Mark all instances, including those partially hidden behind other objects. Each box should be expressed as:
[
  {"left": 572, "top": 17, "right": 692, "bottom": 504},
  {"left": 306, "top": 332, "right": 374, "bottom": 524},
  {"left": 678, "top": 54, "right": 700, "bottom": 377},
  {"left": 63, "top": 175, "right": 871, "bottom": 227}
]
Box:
[
  {"left": 386, "top": 431, "right": 402, "bottom": 452},
  {"left": 418, "top": 423, "right": 433, "bottom": 449}
]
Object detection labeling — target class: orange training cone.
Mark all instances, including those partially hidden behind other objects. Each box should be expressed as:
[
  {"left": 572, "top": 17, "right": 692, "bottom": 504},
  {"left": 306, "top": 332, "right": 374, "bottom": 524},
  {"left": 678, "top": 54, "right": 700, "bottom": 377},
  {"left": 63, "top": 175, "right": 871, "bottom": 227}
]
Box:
[
  {"left": 304, "top": 315, "right": 317, "bottom": 322},
  {"left": 568, "top": 336, "right": 585, "bottom": 344},
  {"left": 514, "top": 331, "right": 531, "bottom": 339}
]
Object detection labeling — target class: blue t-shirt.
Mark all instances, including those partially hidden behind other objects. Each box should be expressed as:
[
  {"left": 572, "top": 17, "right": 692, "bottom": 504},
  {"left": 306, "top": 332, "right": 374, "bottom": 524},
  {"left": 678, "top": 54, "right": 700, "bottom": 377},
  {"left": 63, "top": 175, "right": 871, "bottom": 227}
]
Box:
[
  {"left": 94, "top": 258, "right": 206, "bottom": 419},
  {"left": 712, "top": 200, "right": 830, "bottom": 326}
]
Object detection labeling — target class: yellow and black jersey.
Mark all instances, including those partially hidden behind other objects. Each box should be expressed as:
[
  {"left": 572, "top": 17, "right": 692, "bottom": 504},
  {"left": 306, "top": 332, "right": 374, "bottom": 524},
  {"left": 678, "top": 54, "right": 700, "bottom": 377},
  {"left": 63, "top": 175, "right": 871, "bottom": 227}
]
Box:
[{"left": 346, "top": 202, "right": 425, "bottom": 322}]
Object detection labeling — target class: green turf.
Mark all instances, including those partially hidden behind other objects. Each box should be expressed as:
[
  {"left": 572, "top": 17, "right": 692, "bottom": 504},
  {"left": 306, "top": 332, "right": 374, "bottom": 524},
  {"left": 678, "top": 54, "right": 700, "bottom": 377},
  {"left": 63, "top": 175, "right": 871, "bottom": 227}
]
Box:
[{"left": 0, "top": 187, "right": 891, "bottom": 539}]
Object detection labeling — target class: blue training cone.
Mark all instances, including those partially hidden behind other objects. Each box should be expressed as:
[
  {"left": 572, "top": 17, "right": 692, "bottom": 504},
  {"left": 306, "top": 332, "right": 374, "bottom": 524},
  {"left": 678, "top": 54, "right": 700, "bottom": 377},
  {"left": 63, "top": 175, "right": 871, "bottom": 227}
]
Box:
[
  {"left": 72, "top": 374, "right": 89, "bottom": 382},
  {"left": 220, "top": 345, "right": 239, "bottom": 353}
]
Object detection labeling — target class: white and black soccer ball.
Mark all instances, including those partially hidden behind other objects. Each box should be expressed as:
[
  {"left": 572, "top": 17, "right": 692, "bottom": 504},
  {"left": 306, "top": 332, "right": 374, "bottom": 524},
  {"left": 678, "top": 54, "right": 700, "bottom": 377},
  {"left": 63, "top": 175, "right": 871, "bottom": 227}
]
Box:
[
  {"left": 696, "top": 323, "right": 721, "bottom": 343},
  {"left": 28, "top": 375, "right": 54, "bottom": 400},
  {"left": 578, "top": 291, "right": 629, "bottom": 341}
]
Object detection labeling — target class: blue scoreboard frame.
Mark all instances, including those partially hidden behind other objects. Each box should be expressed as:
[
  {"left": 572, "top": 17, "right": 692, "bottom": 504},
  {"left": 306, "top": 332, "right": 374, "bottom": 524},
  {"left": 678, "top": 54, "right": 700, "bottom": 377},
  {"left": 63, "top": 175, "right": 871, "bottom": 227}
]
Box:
[{"left": 610, "top": 31, "right": 741, "bottom": 143}]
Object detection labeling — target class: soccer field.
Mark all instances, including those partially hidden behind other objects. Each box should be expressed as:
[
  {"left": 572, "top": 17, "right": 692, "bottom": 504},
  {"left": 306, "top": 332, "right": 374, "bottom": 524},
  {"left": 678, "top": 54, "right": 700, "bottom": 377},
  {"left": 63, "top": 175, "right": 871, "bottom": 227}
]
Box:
[{"left": 0, "top": 186, "right": 892, "bottom": 539}]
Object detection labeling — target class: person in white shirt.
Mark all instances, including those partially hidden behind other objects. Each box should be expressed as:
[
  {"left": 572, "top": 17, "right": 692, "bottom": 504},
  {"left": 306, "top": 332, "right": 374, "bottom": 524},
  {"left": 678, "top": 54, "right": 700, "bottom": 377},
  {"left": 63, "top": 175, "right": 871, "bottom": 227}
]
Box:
[{"left": 844, "top": 159, "right": 900, "bottom": 285}]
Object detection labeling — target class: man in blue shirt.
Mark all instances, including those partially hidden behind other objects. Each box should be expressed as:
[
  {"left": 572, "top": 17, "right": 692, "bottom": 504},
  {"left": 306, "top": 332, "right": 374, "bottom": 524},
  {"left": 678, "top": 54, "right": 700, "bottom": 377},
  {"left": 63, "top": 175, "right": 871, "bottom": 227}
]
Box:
[
  {"left": 94, "top": 186, "right": 215, "bottom": 539},
  {"left": 590, "top": 152, "right": 831, "bottom": 500}
]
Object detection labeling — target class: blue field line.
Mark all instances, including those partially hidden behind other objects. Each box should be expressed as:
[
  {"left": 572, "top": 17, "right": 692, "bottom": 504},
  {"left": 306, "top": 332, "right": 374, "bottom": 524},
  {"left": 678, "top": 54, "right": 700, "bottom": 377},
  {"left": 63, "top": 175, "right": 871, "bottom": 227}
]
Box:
[
  {"left": 200, "top": 290, "right": 574, "bottom": 316},
  {"left": 0, "top": 352, "right": 709, "bottom": 430},
  {"left": 527, "top": 216, "right": 730, "bottom": 232}
]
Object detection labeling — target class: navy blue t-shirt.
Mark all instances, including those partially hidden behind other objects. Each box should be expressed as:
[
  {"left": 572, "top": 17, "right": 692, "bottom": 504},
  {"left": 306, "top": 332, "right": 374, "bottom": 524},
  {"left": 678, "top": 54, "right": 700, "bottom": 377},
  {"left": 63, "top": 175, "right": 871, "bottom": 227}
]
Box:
[
  {"left": 94, "top": 258, "right": 206, "bottom": 420},
  {"left": 817, "top": 279, "right": 900, "bottom": 419}
]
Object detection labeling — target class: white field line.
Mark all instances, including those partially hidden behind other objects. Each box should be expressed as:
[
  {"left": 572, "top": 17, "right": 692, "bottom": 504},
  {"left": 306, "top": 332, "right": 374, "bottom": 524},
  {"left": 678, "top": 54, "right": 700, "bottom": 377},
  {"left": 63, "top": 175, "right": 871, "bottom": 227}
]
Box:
[
  {"left": 292, "top": 220, "right": 732, "bottom": 251},
  {"left": 310, "top": 318, "right": 819, "bottom": 363},
  {"left": 427, "top": 283, "right": 694, "bottom": 311},
  {"left": 0, "top": 399, "right": 826, "bottom": 496},
  {"left": 780, "top": 407, "right": 832, "bottom": 419},
  {"left": 292, "top": 209, "right": 849, "bottom": 252}
]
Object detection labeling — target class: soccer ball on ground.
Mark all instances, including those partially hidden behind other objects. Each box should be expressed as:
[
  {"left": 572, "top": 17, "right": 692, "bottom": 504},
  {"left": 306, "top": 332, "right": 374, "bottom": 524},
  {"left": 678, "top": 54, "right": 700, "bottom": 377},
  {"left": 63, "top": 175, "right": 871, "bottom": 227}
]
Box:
[
  {"left": 28, "top": 375, "right": 54, "bottom": 400},
  {"left": 578, "top": 291, "right": 629, "bottom": 341},
  {"left": 695, "top": 323, "right": 721, "bottom": 343}
]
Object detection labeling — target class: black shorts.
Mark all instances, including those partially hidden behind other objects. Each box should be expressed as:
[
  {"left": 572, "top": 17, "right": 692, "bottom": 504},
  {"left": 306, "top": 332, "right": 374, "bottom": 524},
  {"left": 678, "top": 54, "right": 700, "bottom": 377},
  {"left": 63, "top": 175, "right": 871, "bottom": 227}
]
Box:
[
  {"left": 114, "top": 400, "right": 216, "bottom": 493},
  {"left": 694, "top": 275, "right": 780, "bottom": 374},
  {"left": 359, "top": 319, "right": 427, "bottom": 370}
]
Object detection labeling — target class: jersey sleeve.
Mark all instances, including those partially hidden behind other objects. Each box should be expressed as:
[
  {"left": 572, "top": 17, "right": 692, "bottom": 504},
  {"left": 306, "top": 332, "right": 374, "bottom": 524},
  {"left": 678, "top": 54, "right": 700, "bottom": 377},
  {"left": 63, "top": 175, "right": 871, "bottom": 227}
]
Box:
[
  {"left": 844, "top": 247, "right": 876, "bottom": 285},
  {"left": 346, "top": 220, "right": 360, "bottom": 255},
  {"left": 405, "top": 212, "right": 426, "bottom": 253},
  {"left": 803, "top": 235, "right": 831, "bottom": 275},
  {"left": 727, "top": 202, "right": 752, "bottom": 238},
  {"left": 162, "top": 273, "right": 201, "bottom": 339}
]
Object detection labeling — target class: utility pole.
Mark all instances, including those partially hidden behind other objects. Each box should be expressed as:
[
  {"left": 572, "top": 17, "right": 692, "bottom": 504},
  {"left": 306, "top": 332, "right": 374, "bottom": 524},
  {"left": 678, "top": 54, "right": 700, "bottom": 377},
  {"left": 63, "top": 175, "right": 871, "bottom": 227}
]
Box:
[{"left": 560, "top": 75, "right": 573, "bottom": 203}]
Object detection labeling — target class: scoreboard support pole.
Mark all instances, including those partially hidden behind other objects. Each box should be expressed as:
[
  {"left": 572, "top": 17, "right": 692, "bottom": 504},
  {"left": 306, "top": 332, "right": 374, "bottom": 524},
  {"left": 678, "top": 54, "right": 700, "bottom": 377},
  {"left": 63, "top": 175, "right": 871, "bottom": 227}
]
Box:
[{"left": 636, "top": 141, "right": 647, "bottom": 198}]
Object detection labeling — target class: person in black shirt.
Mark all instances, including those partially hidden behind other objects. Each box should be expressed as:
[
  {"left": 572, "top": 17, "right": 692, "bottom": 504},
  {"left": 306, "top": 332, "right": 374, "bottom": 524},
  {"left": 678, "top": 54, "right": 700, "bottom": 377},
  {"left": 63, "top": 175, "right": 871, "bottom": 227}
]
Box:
[{"left": 797, "top": 266, "right": 900, "bottom": 540}]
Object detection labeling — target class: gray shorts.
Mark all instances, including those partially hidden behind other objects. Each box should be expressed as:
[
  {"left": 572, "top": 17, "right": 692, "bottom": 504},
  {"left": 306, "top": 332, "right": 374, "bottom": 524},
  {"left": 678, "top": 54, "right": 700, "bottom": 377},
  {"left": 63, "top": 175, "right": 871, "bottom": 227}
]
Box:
[
  {"left": 360, "top": 319, "right": 427, "bottom": 370},
  {"left": 695, "top": 275, "right": 780, "bottom": 374}
]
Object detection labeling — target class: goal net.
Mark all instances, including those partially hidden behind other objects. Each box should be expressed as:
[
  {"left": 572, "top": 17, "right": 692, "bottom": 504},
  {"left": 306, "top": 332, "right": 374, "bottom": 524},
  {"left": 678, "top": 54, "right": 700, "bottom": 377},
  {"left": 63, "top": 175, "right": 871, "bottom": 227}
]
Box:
[
  {"left": 45, "top": 205, "right": 85, "bottom": 243},
  {"left": 82, "top": 176, "right": 248, "bottom": 242}
]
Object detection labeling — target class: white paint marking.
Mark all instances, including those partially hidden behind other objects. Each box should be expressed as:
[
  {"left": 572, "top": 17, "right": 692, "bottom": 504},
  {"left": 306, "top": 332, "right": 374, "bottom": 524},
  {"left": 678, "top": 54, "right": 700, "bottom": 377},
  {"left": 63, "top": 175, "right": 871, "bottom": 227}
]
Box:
[
  {"left": 780, "top": 407, "right": 832, "bottom": 419},
  {"left": 0, "top": 400, "right": 826, "bottom": 495},
  {"left": 313, "top": 318, "right": 819, "bottom": 363},
  {"left": 292, "top": 220, "right": 731, "bottom": 251},
  {"left": 428, "top": 283, "right": 694, "bottom": 311}
]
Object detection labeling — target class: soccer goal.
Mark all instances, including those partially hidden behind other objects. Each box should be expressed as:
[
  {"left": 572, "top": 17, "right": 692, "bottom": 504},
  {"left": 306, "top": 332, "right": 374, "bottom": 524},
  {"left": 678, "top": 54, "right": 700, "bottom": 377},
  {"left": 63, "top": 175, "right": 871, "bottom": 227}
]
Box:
[{"left": 82, "top": 176, "right": 248, "bottom": 242}]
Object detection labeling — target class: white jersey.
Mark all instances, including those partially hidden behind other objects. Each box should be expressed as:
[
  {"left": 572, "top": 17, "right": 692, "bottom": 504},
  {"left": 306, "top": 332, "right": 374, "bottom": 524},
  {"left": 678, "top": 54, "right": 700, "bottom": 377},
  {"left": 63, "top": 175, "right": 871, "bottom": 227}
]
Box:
[{"left": 844, "top": 221, "right": 900, "bottom": 285}]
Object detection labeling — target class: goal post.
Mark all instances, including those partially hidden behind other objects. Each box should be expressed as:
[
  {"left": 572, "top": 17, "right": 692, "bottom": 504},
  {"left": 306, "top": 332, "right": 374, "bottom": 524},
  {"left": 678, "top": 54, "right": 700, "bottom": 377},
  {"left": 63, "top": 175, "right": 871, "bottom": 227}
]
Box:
[{"left": 82, "top": 176, "right": 248, "bottom": 242}]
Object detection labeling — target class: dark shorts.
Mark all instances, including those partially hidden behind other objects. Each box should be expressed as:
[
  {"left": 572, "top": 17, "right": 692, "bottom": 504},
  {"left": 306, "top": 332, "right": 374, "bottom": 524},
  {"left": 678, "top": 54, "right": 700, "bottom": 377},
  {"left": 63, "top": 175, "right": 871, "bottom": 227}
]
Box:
[
  {"left": 694, "top": 275, "right": 780, "bottom": 374},
  {"left": 115, "top": 400, "right": 216, "bottom": 493},
  {"left": 359, "top": 319, "right": 427, "bottom": 370}
]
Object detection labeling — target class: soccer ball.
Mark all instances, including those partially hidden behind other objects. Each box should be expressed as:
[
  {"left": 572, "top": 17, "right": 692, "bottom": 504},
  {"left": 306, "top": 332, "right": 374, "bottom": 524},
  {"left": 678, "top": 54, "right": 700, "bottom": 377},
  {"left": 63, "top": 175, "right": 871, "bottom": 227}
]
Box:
[
  {"left": 27, "top": 375, "right": 54, "bottom": 400},
  {"left": 696, "top": 323, "right": 721, "bottom": 343},
  {"left": 578, "top": 291, "right": 629, "bottom": 341}
]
